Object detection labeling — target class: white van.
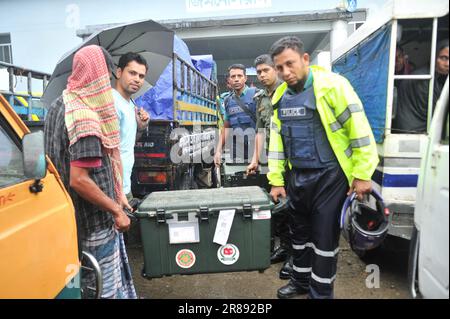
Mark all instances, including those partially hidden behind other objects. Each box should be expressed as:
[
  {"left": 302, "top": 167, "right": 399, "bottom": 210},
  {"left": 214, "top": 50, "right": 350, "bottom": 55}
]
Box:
[
  {"left": 409, "top": 78, "right": 449, "bottom": 299},
  {"left": 332, "top": 0, "right": 448, "bottom": 249}
]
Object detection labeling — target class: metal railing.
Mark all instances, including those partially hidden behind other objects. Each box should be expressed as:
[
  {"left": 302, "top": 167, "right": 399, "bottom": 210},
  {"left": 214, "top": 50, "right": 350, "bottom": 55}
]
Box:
[
  {"left": 81, "top": 251, "right": 103, "bottom": 299},
  {"left": 0, "top": 61, "right": 50, "bottom": 121},
  {"left": 172, "top": 53, "right": 218, "bottom": 126}
]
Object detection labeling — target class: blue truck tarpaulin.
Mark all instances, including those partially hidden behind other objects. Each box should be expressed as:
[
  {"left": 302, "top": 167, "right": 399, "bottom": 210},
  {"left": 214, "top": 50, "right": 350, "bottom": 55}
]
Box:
[
  {"left": 333, "top": 25, "right": 391, "bottom": 143},
  {"left": 191, "top": 55, "right": 214, "bottom": 80},
  {"left": 136, "top": 36, "right": 194, "bottom": 120}
]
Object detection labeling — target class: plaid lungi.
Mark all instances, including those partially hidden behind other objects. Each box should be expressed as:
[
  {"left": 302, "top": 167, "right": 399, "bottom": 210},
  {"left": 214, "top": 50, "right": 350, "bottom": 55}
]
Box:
[{"left": 81, "top": 227, "right": 137, "bottom": 299}]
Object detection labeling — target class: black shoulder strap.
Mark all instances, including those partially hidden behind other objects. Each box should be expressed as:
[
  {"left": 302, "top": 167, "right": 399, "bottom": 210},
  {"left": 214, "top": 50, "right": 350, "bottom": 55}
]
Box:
[
  {"left": 223, "top": 94, "right": 232, "bottom": 109},
  {"left": 232, "top": 93, "right": 257, "bottom": 124},
  {"left": 130, "top": 98, "right": 138, "bottom": 111}
]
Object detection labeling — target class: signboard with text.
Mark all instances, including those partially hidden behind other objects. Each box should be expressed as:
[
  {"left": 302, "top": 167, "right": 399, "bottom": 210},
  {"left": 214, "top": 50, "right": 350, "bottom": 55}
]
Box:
[{"left": 186, "top": 0, "right": 272, "bottom": 13}]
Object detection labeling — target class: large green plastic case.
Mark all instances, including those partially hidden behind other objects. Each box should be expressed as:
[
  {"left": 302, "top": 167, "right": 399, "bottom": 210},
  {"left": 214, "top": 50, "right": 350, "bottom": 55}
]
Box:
[{"left": 136, "top": 186, "right": 273, "bottom": 278}]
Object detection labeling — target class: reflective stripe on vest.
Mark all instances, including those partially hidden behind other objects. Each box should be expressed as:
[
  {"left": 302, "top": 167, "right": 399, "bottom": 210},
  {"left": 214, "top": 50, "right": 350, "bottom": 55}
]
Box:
[
  {"left": 268, "top": 151, "right": 286, "bottom": 160},
  {"left": 329, "top": 104, "right": 363, "bottom": 132}
]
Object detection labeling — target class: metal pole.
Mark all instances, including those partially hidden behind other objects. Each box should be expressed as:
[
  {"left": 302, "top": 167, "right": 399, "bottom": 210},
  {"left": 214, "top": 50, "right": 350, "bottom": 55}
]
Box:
[
  {"left": 7, "top": 67, "right": 14, "bottom": 107},
  {"left": 187, "top": 67, "right": 191, "bottom": 101},
  {"left": 173, "top": 53, "right": 178, "bottom": 122},
  {"left": 27, "top": 71, "right": 33, "bottom": 120},
  {"left": 427, "top": 18, "right": 438, "bottom": 133},
  {"left": 394, "top": 75, "right": 433, "bottom": 80},
  {"left": 385, "top": 20, "right": 398, "bottom": 135},
  {"left": 180, "top": 60, "right": 185, "bottom": 99},
  {"left": 43, "top": 75, "right": 48, "bottom": 91}
]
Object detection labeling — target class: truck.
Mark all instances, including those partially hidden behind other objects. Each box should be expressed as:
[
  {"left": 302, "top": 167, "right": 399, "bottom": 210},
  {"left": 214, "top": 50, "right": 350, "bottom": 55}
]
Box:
[
  {"left": 0, "top": 61, "right": 50, "bottom": 132},
  {"left": 408, "top": 78, "right": 448, "bottom": 299},
  {"left": 0, "top": 93, "right": 101, "bottom": 298},
  {"left": 331, "top": 0, "right": 448, "bottom": 251},
  {"left": 131, "top": 44, "right": 219, "bottom": 197}
]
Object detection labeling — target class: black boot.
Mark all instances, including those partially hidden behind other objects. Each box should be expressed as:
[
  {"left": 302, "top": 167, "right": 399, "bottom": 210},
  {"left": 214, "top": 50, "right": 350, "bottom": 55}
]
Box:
[
  {"left": 279, "top": 256, "right": 293, "bottom": 280},
  {"left": 270, "top": 246, "right": 289, "bottom": 264},
  {"left": 277, "top": 281, "right": 309, "bottom": 299}
]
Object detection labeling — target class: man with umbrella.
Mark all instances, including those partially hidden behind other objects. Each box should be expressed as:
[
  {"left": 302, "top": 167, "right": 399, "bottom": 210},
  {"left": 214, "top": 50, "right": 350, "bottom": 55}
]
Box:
[
  {"left": 42, "top": 20, "right": 175, "bottom": 298},
  {"left": 44, "top": 45, "right": 137, "bottom": 299}
]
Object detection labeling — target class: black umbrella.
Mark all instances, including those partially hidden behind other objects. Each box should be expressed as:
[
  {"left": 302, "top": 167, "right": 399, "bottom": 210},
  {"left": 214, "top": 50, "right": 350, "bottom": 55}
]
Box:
[{"left": 42, "top": 19, "right": 174, "bottom": 105}]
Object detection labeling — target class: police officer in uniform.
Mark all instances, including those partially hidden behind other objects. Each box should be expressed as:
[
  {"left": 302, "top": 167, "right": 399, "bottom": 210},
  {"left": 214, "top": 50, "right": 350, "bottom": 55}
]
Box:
[
  {"left": 245, "top": 54, "right": 292, "bottom": 279},
  {"left": 246, "top": 54, "right": 283, "bottom": 174},
  {"left": 268, "top": 36, "right": 379, "bottom": 299},
  {"left": 215, "top": 64, "right": 257, "bottom": 165}
]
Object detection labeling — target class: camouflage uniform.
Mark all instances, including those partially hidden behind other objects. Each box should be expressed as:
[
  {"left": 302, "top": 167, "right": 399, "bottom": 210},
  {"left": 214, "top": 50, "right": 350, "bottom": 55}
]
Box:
[{"left": 254, "top": 81, "right": 283, "bottom": 147}]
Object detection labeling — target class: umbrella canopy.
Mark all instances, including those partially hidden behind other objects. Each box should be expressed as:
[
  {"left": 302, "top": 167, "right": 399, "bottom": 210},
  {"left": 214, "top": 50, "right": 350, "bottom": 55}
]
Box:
[{"left": 42, "top": 19, "right": 174, "bottom": 105}]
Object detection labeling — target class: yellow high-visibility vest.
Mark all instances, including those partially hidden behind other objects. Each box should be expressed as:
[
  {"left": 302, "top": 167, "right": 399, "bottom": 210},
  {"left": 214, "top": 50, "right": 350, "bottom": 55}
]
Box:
[{"left": 268, "top": 65, "right": 379, "bottom": 187}]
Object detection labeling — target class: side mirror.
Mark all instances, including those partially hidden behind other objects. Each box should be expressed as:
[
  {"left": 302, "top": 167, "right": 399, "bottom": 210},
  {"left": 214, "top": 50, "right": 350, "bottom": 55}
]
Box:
[{"left": 22, "top": 131, "right": 47, "bottom": 181}]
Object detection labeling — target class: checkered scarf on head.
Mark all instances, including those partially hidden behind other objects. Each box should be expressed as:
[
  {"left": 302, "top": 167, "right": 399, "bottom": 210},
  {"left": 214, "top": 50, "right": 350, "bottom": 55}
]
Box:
[{"left": 63, "top": 45, "right": 123, "bottom": 202}]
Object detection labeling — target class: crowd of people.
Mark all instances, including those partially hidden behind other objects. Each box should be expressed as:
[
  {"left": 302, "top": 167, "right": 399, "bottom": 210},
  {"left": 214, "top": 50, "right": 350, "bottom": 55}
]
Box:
[{"left": 43, "top": 33, "right": 448, "bottom": 299}]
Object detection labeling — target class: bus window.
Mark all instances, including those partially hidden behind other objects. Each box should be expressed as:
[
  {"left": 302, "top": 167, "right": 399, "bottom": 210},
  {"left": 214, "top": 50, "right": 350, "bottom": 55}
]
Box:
[
  {"left": 392, "top": 15, "right": 449, "bottom": 135},
  {"left": 395, "top": 45, "right": 415, "bottom": 76}
]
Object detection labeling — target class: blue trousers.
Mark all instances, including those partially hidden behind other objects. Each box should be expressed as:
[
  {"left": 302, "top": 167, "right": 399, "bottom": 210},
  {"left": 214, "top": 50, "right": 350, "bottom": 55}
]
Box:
[{"left": 287, "top": 165, "right": 348, "bottom": 299}]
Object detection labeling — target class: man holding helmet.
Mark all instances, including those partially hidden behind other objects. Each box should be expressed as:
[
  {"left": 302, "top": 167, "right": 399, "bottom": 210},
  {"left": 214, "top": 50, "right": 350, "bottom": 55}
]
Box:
[{"left": 268, "top": 36, "right": 379, "bottom": 299}]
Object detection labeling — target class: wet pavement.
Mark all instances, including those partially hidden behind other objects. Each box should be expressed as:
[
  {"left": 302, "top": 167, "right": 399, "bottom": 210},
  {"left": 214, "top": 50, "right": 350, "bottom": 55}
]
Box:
[{"left": 126, "top": 236, "right": 411, "bottom": 299}]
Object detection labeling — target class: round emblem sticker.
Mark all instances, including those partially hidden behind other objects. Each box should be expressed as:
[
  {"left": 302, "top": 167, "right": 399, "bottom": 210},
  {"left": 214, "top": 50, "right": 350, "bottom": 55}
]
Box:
[
  {"left": 175, "top": 249, "right": 196, "bottom": 269},
  {"left": 217, "top": 244, "right": 240, "bottom": 265}
]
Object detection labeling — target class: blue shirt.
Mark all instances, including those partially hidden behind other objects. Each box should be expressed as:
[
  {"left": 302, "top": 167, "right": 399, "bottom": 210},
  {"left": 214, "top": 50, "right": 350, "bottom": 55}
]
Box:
[
  {"left": 219, "top": 91, "right": 231, "bottom": 120},
  {"left": 113, "top": 89, "right": 137, "bottom": 195}
]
